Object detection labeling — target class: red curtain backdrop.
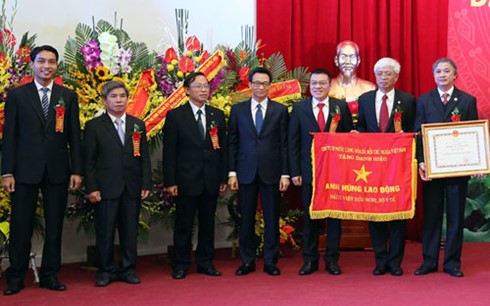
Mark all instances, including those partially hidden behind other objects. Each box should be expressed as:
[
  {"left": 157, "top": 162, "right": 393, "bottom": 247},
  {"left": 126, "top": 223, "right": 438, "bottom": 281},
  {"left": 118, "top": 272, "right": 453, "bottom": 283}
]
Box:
[
  {"left": 256, "top": 0, "right": 448, "bottom": 96},
  {"left": 257, "top": 0, "right": 450, "bottom": 240}
]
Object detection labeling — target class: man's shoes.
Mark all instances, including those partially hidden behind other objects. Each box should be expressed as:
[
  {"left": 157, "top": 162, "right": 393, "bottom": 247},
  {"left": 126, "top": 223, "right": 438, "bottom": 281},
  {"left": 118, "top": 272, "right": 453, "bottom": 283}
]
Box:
[
  {"left": 118, "top": 272, "right": 141, "bottom": 284},
  {"left": 39, "top": 278, "right": 67, "bottom": 291},
  {"left": 443, "top": 268, "right": 464, "bottom": 278},
  {"left": 264, "top": 265, "right": 281, "bottom": 276},
  {"left": 372, "top": 266, "right": 387, "bottom": 276},
  {"left": 95, "top": 276, "right": 112, "bottom": 287},
  {"left": 3, "top": 284, "right": 23, "bottom": 296},
  {"left": 414, "top": 265, "right": 437, "bottom": 276},
  {"left": 326, "top": 262, "right": 342, "bottom": 275},
  {"left": 388, "top": 266, "right": 403, "bottom": 276},
  {"left": 298, "top": 262, "right": 319, "bottom": 276},
  {"left": 197, "top": 266, "right": 222, "bottom": 277},
  {"left": 172, "top": 270, "right": 187, "bottom": 280},
  {"left": 235, "top": 262, "right": 256, "bottom": 276}
]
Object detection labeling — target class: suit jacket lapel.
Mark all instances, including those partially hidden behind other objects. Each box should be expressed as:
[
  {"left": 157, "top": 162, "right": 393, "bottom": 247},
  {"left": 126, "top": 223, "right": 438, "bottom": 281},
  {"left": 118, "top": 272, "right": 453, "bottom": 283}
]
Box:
[
  {"left": 444, "top": 88, "right": 461, "bottom": 119},
  {"left": 45, "top": 84, "right": 62, "bottom": 129},
  {"left": 205, "top": 105, "right": 217, "bottom": 141},
  {"left": 125, "top": 115, "right": 134, "bottom": 146},
  {"left": 26, "top": 82, "right": 46, "bottom": 124},
  {"left": 366, "top": 92, "right": 380, "bottom": 132},
  {"left": 244, "top": 100, "right": 258, "bottom": 136},
  {"left": 305, "top": 98, "right": 320, "bottom": 132},
  {"left": 102, "top": 113, "right": 124, "bottom": 147},
  {"left": 260, "top": 99, "right": 274, "bottom": 134},
  {"left": 385, "top": 91, "right": 403, "bottom": 132},
  {"left": 430, "top": 89, "right": 446, "bottom": 119},
  {"left": 184, "top": 102, "right": 204, "bottom": 143}
]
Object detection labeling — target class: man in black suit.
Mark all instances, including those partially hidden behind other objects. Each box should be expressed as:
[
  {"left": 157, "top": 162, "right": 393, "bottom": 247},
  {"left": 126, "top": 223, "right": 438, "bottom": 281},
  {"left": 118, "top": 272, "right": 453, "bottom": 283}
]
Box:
[
  {"left": 414, "top": 58, "right": 478, "bottom": 278},
  {"left": 163, "top": 72, "right": 227, "bottom": 279},
  {"left": 1, "top": 45, "right": 82, "bottom": 295},
  {"left": 228, "top": 67, "right": 290, "bottom": 277},
  {"left": 357, "top": 57, "right": 416, "bottom": 276},
  {"left": 289, "top": 68, "right": 353, "bottom": 276},
  {"left": 84, "top": 81, "right": 151, "bottom": 287}
]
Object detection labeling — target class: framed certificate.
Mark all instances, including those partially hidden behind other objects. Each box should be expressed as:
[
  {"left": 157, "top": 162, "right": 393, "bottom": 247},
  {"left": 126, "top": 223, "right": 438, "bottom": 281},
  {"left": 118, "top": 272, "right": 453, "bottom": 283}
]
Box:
[{"left": 422, "top": 119, "right": 490, "bottom": 179}]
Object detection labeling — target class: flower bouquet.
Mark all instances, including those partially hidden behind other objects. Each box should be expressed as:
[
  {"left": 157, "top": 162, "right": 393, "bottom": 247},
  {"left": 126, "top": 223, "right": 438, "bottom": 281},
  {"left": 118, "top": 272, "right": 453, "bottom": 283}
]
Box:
[
  {"left": 59, "top": 17, "right": 162, "bottom": 129},
  {"left": 0, "top": 0, "right": 37, "bottom": 140}
]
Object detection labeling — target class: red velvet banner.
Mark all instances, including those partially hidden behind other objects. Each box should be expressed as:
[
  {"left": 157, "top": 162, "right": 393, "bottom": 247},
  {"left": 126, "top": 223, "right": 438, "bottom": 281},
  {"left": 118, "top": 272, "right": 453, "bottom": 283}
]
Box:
[{"left": 310, "top": 133, "right": 417, "bottom": 221}]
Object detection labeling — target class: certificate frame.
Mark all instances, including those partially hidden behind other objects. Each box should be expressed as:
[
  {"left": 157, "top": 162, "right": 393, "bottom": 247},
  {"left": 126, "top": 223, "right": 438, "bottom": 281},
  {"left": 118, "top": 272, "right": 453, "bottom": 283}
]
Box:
[{"left": 422, "top": 119, "right": 490, "bottom": 179}]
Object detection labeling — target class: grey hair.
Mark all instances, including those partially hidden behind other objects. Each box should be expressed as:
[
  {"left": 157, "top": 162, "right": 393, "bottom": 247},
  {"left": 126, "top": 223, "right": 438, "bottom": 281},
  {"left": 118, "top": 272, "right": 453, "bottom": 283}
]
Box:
[
  {"left": 432, "top": 58, "right": 457, "bottom": 74},
  {"left": 100, "top": 81, "right": 129, "bottom": 98},
  {"left": 374, "top": 57, "right": 401, "bottom": 74}
]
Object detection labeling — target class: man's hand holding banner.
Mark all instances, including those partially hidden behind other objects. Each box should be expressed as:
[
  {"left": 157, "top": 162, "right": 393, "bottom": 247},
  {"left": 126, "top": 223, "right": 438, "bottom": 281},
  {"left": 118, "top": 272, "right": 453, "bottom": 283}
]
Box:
[{"left": 310, "top": 133, "right": 417, "bottom": 221}]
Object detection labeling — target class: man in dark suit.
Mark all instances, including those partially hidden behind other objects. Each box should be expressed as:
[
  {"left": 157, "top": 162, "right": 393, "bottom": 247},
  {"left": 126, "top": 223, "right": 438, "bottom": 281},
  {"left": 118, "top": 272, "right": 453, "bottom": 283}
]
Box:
[
  {"left": 1, "top": 45, "right": 82, "bottom": 295},
  {"left": 289, "top": 68, "right": 353, "bottom": 276},
  {"left": 228, "top": 67, "right": 290, "bottom": 277},
  {"left": 414, "top": 58, "right": 478, "bottom": 278},
  {"left": 163, "top": 72, "right": 227, "bottom": 279},
  {"left": 84, "top": 81, "right": 151, "bottom": 287},
  {"left": 357, "top": 57, "right": 416, "bottom": 276}
]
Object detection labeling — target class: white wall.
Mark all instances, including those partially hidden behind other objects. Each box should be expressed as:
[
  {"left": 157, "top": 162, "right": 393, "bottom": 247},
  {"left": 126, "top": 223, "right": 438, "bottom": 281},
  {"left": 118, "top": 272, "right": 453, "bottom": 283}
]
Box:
[
  {"left": 1, "top": 0, "right": 255, "bottom": 266},
  {"left": 9, "top": 0, "right": 255, "bottom": 54}
]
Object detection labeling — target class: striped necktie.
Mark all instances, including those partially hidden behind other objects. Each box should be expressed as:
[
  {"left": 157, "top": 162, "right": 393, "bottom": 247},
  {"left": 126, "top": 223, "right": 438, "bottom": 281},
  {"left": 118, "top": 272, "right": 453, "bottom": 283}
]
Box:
[{"left": 41, "top": 87, "right": 49, "bottom": 118}]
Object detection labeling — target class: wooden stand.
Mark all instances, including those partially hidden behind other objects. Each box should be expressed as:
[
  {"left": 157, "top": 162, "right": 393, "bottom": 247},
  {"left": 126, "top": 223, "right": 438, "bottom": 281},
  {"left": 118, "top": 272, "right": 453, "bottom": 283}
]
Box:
[{"left": 319, "top": 220, "right": 372, "bottom": 250}]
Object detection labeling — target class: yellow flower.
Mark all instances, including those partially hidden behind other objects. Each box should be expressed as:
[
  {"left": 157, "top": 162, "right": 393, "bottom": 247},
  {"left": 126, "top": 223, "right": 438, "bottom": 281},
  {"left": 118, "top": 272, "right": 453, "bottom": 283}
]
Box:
[
  {"left": 167, "top": 64, "right": 175, "bottom": 71},
  {"left": 97, "top": 82, "right": 107, "bottom": 95},
  {"left": 171, "top": 59, "right": 178, "bottom": 65},
  {"left": 194, "top": 56, "right": 201, "bottom": 63},
  {"left": 176, "top": 71, "right": 184, "bottom": 79},
  {"left": 186, "top": 50, "right": 193, "bottom": 57},
  {"left": 95, "top": 66, "right": 112, "bottom": 80}
]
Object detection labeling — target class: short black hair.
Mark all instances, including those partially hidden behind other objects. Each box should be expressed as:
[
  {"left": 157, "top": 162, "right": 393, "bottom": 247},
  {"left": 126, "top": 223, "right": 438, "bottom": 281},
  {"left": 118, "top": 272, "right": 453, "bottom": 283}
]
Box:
[
  {"left": 101, "top": 81, "right": 129, "bottom": 99},
  {"left": 183, "top": 71, "right": 207, "bottom": 88},
  {"left": 248, "top": 66, "right": 273, "bottom": 83},
  {"left": 310, "top": 68, "right": 332, "bottom": 83},
  {"left": 30, "top": 45, "right": 59, "bottom": 62}
]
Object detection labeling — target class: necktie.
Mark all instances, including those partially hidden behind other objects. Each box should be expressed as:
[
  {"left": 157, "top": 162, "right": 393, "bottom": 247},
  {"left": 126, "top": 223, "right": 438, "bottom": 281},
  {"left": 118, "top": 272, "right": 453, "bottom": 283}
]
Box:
[
  {"left": 379, "top": 94, "right": 389, "bottom": 132},
  {"left": 197, "top": 109, "right": 205, "bottom": 139},
  {"left": 115, "top": 118, "right": 125, "bottom": 144},
  {"left": 41, "top": 87, "right": 49, "bottom": 118},
  {"left": 317, "top": 103, "right": 325, "bottom": 132},
  {"left": 442, "top": 93, "right": 449, "bottom": 105},
  {"left": 255, "top": 104, "right": 263, "bottom": 134}
]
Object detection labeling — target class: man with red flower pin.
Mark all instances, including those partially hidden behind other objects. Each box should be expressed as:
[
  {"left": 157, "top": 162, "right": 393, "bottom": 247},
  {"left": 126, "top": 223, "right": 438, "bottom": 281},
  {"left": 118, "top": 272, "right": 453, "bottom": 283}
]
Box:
[
  {"left": 1, "top": 45, "right": 82, "bottom": 295},
  {"left": 289, "top": 68, "right": 353, "bottom": 276},
  {"left": 163, "top": 72, "right": 227, "bottom": 280},
  {"left": 84, "top": 80, "right": 151, "bottom": 287},
  {"left": 356, "top": 57, "right": 416, "bottom": 276},
  {"left": 414, "top": 58, "right": 478, "bottom": 278}
]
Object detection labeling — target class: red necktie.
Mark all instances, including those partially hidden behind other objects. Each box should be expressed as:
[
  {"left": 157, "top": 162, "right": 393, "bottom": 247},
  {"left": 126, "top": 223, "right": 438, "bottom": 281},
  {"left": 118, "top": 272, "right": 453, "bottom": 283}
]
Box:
[
  {"left": 442, "top": 93, "right": 449, "bottom": 105},
  {"left": 317, "top": 103, "right": 326, "bottom": 132},
  {"left": 379, "top": 94, "right": 389, "bottom": 132}
]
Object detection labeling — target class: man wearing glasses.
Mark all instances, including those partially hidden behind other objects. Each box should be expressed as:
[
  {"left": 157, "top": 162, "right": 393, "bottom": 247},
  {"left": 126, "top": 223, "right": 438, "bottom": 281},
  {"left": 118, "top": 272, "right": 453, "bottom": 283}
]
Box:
[
  {"left": 228, "top": 67, "right": 290, "bottom": 276},
  {"left": 163, "top": 72, "right": 227, "bottom": 279},
  {"left": 289, "top": 68, "right": 353, "bottom": 276}
]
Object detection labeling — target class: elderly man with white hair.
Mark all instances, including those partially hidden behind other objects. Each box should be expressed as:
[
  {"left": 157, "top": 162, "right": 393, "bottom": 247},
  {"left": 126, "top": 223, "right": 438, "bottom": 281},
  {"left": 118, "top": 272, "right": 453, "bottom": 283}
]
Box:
[{"left": 356, "top": 57, "right": 416, "bottom": 276}]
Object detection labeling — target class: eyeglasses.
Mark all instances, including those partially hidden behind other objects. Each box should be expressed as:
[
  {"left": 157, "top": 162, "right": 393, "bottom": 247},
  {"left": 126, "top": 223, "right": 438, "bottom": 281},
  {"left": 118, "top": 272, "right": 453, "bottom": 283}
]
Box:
[
  {"left": 310, "top": 81, "right": 329, "bottom": 87},
  {"left": 375, "top": 71, "right": 395, "bottom": 77},
  {"left": 251, "top": 81, "right": 271, "bottom": 88},
  {"left": 190, "top": 84, "right": 210, "bottom": 90}
]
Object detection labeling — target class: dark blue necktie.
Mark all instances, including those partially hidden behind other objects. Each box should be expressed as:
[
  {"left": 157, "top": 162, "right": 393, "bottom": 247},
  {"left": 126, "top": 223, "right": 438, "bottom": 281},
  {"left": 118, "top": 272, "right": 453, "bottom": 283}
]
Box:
[{"left": 255, "top": 104, "right": 263, "bottom": 134}]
